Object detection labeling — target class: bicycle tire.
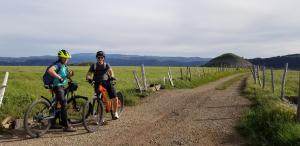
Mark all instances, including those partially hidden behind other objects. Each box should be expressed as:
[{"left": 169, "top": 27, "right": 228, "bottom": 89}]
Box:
[
  {"left": 83, "top": 98, "right": 104, "bottom": 133},
  {"left": 67, "top": 95, "right": 87, "bottom": 124},
  {"left": 24, "top": 99, "right": 52, "bottom": 138}
]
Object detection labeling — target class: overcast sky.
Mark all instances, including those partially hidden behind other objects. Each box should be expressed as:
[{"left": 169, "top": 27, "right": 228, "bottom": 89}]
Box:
[{"left": 0, "top": 0, "right": 299, "bottom": 58}]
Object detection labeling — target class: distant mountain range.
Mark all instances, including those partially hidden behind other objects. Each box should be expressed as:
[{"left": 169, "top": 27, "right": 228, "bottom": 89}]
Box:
[
  {"left": 1, "top": 53, "right": 299, "bottom": 69},
  {"left": 249, "top": 54, "right": 300, "bottom": 70},
  {"left": 0, "top": 53, "right": 210, "bottom": 66}
]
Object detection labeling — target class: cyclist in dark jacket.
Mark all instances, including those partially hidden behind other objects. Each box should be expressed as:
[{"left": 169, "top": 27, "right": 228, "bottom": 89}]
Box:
[
  {"left": 47, "top": 49, "right": 76, "bottom": 132},
  {"left": 86, "top": 51, "right": 120, "bottom": 120}
]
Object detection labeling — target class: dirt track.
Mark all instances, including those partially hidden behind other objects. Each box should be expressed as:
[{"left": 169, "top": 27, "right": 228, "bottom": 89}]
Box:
[{"left": 0, "top": 74, "right": 251, "bottom": 146}]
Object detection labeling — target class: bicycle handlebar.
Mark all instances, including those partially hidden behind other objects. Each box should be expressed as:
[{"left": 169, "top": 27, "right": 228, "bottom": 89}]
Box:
[{"left": 87, "top": 77, "right": 117, "bottom": 86}]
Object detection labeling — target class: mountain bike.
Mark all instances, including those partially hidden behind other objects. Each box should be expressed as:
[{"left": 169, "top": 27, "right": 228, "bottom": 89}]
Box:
[
  {"left": 23, "top": 81, "right": 87, "bottom": 138},
  {"left": 83, "top": 79, "right": 124, "bottom": 133}
]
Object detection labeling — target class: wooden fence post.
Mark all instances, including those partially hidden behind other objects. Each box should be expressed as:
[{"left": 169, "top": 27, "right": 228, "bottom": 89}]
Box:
[
  {"left": 168, "top": 66, "right": 173, "bottom": 80},
  {"left": 250, "top": 66, "right": 256, "bottom": 83},
  {"left": 180, "top": 68, "right": 183, "bottom": 80},
  {"left": 257, "top": 65, "right": 262, "bottom": 87},
  {"left": 297, "top": 72, "right": 300, "bottom": 122},
  {"left": 262, "top": 66, "right": 266, "bottom": 89},
  {"left": 188, "top": 67, "right": 192, "bottom": 81},
  {"left": 0, "top": 72, "right": 9, "bottom": 107},
  {"left": 168, "top": 70, "right": 174, "bottom": 87},
  {"left": 221, "top": 64, "right": 223, "bottom": 72},
  {"left": 185, "top": 67, "right": 189, "bottom": 80},
  {"left": 141, "top": 64, "right": 147, "bottom": 91},
  {"left": 253, "top": 65, "right": 257, "bottom": 84},
  {"left": 271, "top": 68, "right": 275, "bottom": 94},
  {"left": 281, "top": 63, "right": 288, "bottom": 99},
  {"left": 133, "top": 70, "right": 143, "bottom": 93}
]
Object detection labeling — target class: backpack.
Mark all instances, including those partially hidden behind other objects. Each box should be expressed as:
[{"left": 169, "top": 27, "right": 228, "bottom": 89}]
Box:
[
  {"left": 92, "top": 62, "right": 108, "bottom": 73},
  {"left": 91, "top": 62, "right": 111, "bottom": 80},
  {"left": 43, "top": 61, "right": 63, "bottom": 89}
]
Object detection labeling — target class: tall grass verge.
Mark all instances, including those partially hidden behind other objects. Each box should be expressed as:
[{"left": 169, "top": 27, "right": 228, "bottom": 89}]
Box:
[{"left": 238, "top": 75, "right": 300, "bottom": 146}]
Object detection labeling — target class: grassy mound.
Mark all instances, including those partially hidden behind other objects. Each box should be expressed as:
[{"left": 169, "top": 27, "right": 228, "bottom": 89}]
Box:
[{"left": 205, "top": 53, "right": 252, "bottom": 67}]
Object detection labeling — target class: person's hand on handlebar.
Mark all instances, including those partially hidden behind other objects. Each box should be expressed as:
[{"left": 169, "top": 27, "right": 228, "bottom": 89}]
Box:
[
  {"left": 87, "top": 79, "right": 93, "bottom": 84},
  {"left": 110, "top": 76, "right": 117, "bottom": 81},
  {"left": 58, "top": 77, "right": 64, "bottom": 83}
]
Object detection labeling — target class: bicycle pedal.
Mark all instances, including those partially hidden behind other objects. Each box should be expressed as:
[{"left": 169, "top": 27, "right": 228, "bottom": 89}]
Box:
[{"left": 73, "top": 106, "right": 80, "bottom": 112}]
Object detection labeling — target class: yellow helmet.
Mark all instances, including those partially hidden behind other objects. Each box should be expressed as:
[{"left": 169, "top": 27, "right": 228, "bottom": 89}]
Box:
[{"left": 58, "top": 49, "right": 72, "bottom": 59}]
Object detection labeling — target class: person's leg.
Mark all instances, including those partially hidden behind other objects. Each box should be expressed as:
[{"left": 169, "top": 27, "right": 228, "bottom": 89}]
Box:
[
  {"left": 51, "top": 88, "right": 61, "bottom": 129},
  {"left": 54, "top": 87, "right": 68, "bottom": 127},
  {"left": 111, "top": 97, "right": 118, "bottom": 113},
  {"left": 54, "top": 86, "right": 76, "bottom": 132},
  {"left": 94, "top": 82, "right": 100, "bottom": 97},
  {"left": 105, "top": 81, "right": 119, "bottom": 119},
  {"left": 54, "top": 86, "right": 68, "bottom": 127}
]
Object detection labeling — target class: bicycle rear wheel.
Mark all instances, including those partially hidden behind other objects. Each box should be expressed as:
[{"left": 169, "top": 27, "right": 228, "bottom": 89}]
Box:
[
  {"left": 67, "top": 95, "right": 87, "bottom": 124},
  {"left": 24, "top": 99, "right": 52, "bottom": 138},
  {"left": 83, "top": 98, "right": 104, "bottom": 133}
]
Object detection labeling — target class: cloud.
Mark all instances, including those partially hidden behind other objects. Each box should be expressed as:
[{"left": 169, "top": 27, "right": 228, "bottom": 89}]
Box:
[{"left": 0, "top": 0, "right": 299, "bottom": 58}]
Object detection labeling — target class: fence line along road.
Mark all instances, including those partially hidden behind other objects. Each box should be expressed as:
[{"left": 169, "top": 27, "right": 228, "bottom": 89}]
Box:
[{"left": 250, "top": 64, "right": 300, "bottom": 122}]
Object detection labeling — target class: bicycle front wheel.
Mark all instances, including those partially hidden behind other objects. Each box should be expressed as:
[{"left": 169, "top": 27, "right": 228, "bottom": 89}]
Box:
[
  {"left": 23, "top": 99, "right": 52, "bottom": 138},
  {"left": 83, "top": 98, "right": 104, "bottom": 133},
  {"left": 67, "top": 95, "right": 87, "bottom": 124}
]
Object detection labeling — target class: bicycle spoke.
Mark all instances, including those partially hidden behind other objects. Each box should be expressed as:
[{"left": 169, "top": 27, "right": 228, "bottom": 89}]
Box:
[
  {"left": 67, "top": 96, "right": 87, "bottom": 124},
  {"left": 83, "top": 99, "right": 103, "bottom": 133},
  {"left": 24, "top": 100, "right": 52, "bottom": 138}
]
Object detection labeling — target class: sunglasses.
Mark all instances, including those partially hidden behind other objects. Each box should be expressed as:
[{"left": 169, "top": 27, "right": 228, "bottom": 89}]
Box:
[{"left": 97, "top": 56, "right": 104, "bottom": 59}]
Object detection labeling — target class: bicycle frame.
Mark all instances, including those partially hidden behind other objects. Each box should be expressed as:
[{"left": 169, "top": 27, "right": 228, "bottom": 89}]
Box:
[
  {"left": 24, "top": 81, "right": 88, "bottom": 138},
  {"left": 96, "top": 83, "right": 123, "bottom": 114},
  {"left": 82, "top": 81, "right": 124, "bottom": 133},
  {"left": 98, "top": 84, "right": 112, "bottom": 113},
  {"left": 40, "top": 83, "right": 79, "bottom": 120},
  {"left": 42, "top": 83, "right": 74, "bottom": 105}
]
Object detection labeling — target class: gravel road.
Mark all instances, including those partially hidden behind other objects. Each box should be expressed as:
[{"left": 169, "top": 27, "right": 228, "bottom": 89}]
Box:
[{"left": 0, "top": 74, "right": 251, "bottom": 146}]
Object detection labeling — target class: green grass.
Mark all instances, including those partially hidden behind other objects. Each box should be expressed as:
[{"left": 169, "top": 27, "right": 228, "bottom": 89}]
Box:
[
  {"left": 0, "top": 66, "right": 243, "bottom": 122},
  {"left": 238, "top": 70, "right": 300, "bottom": 146}
]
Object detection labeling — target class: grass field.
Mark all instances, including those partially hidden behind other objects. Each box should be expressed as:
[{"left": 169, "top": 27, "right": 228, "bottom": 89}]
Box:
[
  {"left": 238, "top": 69, "right": 300, "bottom": 145},
  {"left": 0, "top": 66, "right": 243, "bottom": 122}
]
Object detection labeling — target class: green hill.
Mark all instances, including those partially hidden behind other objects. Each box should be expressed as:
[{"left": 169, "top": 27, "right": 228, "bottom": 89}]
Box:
[
  {"left": 205, "top": 53, "right": 252, "bottom": 67},
  {"left": 249, "top": 54, "right": 300, "bottom": 69}
]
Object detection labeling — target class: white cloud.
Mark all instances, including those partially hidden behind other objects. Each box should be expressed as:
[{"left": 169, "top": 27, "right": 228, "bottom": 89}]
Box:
[{"left": 0, "top": 0, "right": 299, "bottom": 58}]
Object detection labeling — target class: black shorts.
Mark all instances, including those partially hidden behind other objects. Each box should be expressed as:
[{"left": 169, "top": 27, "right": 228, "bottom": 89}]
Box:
[{"left": 94, "top": 80, "right": 117, "bottom": 99}]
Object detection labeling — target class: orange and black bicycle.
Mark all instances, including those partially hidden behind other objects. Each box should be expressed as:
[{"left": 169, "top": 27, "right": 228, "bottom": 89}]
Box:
[{"left": 82, "top": 78, "right": 124, "bottom": 132}]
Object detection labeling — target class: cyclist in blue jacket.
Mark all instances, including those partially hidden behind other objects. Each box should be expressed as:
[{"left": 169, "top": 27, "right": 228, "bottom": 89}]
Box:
[{"left": 47, "top": 49, "right": 76, "bottom": 132}]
